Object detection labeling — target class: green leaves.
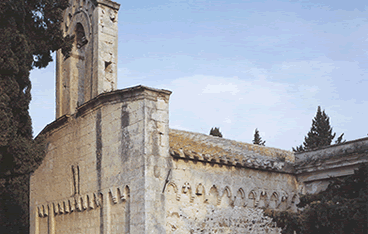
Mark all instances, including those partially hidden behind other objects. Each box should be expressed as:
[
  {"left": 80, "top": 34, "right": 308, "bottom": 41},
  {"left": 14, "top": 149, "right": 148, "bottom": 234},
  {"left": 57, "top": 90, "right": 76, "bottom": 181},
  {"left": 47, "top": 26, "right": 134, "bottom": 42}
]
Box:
[
  {"left": 293, "top": 106, "right": 338, "bottom": 152},
  {"left": 265, "top": 164, "right": 368, "bottom": 234},
  {"left": 253, "top": 128, "right": 265, "bottom": 146},
  {"left": 209, "top": 127, "right": 223, "bottom": 137},
  {"left": 0, "top": 0, "right": 71, "bottom": 231}
]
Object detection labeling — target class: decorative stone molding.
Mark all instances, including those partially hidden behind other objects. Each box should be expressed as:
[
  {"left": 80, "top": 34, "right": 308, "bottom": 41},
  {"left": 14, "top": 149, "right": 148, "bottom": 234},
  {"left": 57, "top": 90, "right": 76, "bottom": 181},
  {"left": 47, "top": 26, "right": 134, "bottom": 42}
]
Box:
[
  {"left": 37, "top": 185, "right": 130, "bottom": 218},
  {"left": 164, "top": 182, "right": 297, "bottom": 211}
]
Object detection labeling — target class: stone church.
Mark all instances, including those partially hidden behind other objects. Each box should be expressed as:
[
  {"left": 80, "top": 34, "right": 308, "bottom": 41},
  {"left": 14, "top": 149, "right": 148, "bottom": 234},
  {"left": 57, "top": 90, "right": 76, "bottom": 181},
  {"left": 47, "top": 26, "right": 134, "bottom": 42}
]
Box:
[{"left": 29, "top": 0, "right": 368, "bottom": 233}]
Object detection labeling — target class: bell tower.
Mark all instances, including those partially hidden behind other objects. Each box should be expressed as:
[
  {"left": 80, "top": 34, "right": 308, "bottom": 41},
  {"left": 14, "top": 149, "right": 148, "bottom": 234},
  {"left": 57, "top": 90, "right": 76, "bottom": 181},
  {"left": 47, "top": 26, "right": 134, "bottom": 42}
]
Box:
[{"left": 56, "top": 0, "right": 120, "bottom": 118}]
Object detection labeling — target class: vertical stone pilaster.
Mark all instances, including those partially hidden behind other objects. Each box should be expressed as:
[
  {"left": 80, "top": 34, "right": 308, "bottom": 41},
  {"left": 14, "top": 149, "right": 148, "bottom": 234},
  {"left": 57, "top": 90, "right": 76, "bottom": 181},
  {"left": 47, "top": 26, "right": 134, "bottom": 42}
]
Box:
[
  {"left": 30, "top": 205, "right": 39, "bottom": 234},
  {"left": 95, "top": 0, "right": 120, "bottom": 97},
  {"left": 48, "top": 205, "right": 55, "bottom": 234},
  {"left": 143, "top": 90, "right": 172, "bottom": 233},
  {"left": 103, "top": 191, "right": 111, "bottom": 234}
]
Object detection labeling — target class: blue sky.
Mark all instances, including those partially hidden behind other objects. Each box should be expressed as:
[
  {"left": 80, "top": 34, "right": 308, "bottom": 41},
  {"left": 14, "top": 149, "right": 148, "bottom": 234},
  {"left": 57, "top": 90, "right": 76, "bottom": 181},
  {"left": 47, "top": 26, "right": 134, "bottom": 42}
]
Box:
[{"left": 30, "top": 0, "right": 368, "bottom": 150}]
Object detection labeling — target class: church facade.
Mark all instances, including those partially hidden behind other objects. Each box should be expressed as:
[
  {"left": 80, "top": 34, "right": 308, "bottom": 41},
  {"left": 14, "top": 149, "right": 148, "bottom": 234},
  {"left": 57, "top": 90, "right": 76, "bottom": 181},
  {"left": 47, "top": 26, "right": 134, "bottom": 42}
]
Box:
[{"left": 29, "top": 0, "right": 368, "bottom": 233}]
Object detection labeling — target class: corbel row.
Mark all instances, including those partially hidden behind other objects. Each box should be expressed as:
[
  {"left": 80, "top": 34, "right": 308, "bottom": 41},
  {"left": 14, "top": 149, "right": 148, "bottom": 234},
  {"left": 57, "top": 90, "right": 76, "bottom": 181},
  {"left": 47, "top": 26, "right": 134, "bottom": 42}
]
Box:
[
  {"left": 37, "top": 185, "right": 130, "bottom": 218},
  {"left": 37, "top": 192, "right": 101, "bottom": 218},
  {"left": 165, "top": 181, "right": 298, "bottom": 210}
]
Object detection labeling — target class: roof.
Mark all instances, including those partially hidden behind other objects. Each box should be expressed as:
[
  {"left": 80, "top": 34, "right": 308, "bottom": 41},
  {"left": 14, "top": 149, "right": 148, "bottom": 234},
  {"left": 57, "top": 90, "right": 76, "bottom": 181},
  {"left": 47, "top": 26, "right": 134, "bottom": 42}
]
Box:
[
  {"left": 295, "top": 137, "right": 368, "bottom": 174},
  {"left": 169, "top": 129, "right": 295, "bottom": 173}
]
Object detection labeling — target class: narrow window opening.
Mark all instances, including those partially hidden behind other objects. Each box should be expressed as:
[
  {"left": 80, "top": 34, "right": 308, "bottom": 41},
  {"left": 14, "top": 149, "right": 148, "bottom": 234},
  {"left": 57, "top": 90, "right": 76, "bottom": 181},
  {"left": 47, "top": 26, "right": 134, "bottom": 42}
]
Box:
[{"left": 75, "top": 23, "right": 88, "bottom": 49}]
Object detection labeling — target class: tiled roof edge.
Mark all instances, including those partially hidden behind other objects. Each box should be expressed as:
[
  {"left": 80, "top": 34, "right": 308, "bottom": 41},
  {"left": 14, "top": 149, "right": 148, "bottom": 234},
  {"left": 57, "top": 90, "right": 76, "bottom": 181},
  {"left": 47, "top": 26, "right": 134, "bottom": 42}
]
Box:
[{"left": 169, "top": 147, "right": 294, "bottom": 173}]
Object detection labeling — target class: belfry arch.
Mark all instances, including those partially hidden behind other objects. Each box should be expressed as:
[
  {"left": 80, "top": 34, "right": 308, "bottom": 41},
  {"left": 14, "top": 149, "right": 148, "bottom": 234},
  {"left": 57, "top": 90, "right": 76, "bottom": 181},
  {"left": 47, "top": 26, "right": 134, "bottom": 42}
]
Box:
[{"left": 55, "top": 0, "right": 119, "bottom": 118}]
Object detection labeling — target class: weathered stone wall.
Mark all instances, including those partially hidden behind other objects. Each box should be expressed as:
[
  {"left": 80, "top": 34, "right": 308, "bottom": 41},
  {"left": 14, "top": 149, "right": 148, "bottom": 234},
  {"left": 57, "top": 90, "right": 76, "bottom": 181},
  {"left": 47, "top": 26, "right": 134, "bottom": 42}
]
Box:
[
  {"left": 30, "top": 86, "right": 171, "bottom": 234},
  {"left": 56, "top": 0, "right": 120, "bottom": 118},
  {"left": 33, "top": 0, "right": 368, "bottom": 233},
  {"left": 164, "top": 130, "right": 300, "bottom": 234},
  {"left": 164, "top": 159, "right": 298, "bottom": 233},
  {"left": 295, "top": 137, "right": 368, "bottom": 194}
]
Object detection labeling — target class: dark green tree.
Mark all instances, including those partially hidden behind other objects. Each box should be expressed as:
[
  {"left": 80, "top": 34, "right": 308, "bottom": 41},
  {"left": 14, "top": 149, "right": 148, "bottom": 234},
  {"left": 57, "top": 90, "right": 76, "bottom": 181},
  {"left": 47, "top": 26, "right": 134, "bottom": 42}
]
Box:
[
  {"left": 253, "top": 128, "right": 265, "bottom": 146},
  {"left": 293, "top": 106, "right": 336, "bottom": 152},
  {"left": 265, "top": 163, "right": 368, "bottom": 234},
  {"left": 0, "top": 0, "right": 72, "bottom": 232},
  {"left": 209, "top": 127, "right": 223, "bottom": 137},
  {"left": 335, "top": 133, "right": 346, "bottom": 144}
]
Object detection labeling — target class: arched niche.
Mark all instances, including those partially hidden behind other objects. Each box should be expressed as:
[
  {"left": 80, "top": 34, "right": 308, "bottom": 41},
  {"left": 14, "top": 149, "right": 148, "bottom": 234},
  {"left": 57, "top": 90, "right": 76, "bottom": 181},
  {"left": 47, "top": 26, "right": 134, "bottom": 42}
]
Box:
[
  {"left": 220, "top": 186, "right": 232, "bottom": 207},
  {"left": 208, "top": 185, "right": 219, "bottom": 206},
  {"left": 248, "top": 190, "right": 257, "bottom": 208},
  {"left": 75, "top": 23, "right": 88, "bottom": 49},
  {"left": 64, "top": 8, "right": 92, "bottom": 38},
  {"left": 234, "top": 188, "right": 245, "bottom": 207},
  {"left": 258, "top": 190, "right": 268, "bottom": 208},
  {"left": 269, "top": 192, "right": 279, "bottom": 209}
]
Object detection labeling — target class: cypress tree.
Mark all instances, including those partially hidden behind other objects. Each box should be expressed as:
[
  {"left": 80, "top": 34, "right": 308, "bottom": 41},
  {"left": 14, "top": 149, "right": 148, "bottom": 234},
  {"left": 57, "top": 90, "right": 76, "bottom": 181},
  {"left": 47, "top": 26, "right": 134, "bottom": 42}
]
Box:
[
  {"left": 335, "top": 133, "right": 346, "bottom": 144},
  {"left": 0, "top": 0, "right": 72, "bottom": 232},
  {"left": 293, "top": 106, "right": 336, "bottom": 152},
  {"left": 253, "top": 128, "right": 265, "bottom": 146},
  {"left": 209, "top": 127, "right": 223, "bottom": 138}
]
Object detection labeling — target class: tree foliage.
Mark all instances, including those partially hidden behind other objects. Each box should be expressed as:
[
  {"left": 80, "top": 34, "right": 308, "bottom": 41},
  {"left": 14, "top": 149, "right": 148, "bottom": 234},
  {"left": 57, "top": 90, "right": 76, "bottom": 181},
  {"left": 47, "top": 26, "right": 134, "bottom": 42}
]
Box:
[
  {"left": 209, "top": 127, "right": 223, "bottom": 138},
  {"left": 293, "top": 106, "right": 336, "bottom": 152},
  {"left": 253, "top": 128, "right": 265, "bottom": 146},
  {"left": 265, "top": 163, "right": 368, "bottom": 234},
  {"left": 0, "top": 0, "right": 72, "bottom": 232},
  {"left": 335, "top": 133, "right": 346, "bottom": 144}
]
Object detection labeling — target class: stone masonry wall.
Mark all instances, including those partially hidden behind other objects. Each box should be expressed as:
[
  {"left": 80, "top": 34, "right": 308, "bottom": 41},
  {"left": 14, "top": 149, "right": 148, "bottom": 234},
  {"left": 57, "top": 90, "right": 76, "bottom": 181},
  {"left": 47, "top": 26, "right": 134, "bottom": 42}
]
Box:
[
  {"left": 30, "top": 86, "right": 171, "bottom": 234},
  {"left": 56, "top": 0, "right": 120, "bottom": 118},
  {"left": 295, "top": 137, "right": 368, "bottom": 194},
  {"left": 163, "top": 130, "right": 300, "bottom": 234},
  {"left": 164, "top": 158, "right": 299, "bottom": 233}
]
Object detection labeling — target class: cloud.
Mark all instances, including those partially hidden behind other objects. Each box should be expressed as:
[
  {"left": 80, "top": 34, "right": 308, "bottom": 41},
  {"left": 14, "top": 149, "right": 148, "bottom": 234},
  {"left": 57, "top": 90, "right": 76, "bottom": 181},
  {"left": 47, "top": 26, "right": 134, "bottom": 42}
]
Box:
[
  {"left": 158, "top": 74, "right": 315, "bottom": 149},
  {"left": 202, "top": 82, "right": 239, "bottom": 95},
  {"left": 153, "top": 56, "right": 366, "bottom": 150}
]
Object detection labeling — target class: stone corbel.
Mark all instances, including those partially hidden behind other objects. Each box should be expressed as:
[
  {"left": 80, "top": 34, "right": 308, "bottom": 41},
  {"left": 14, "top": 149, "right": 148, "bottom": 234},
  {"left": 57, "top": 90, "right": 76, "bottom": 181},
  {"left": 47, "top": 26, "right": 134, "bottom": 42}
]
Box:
[
  {"left": 75, "top": 196, "right": 83, "bottom": 211},
  {"left": 69, "top": 198, "right": 75, "bottom": 212},
  {"left": 94, "top": 192, "right": 101, "bottom": 207},
  {"left": 196, "top": 183, "right": 205, "bottom": 196},
  {"left": 82, "top": 195, "right": 88, "bottom": 210},
  {"left": 44, "top": 205, "right": 49, "bottom": 216},
  {"left": 277, "top": 192, "right": 288, "bottom": 209},
  {"left": 53, "top": 202, "right": 59, "bottom": 215},
  {"left": 59, "top": 202, "right": 64, "bottom": 214},
  {"left": 64, "top": 201, "right": 70, "bottom": 213},
  {"left": 217, "top": 197, "right": 222, "bottom": 206},
  {"left": 38, "top": 206, "right": 44, "bottom": 217},
  {"left": 88, "top": 194, "right": 95, "bottom": 209},
  {"left": 109, "top": 188, "right": 118, "bottom": 204},
  {"left": 119, "top": 186, "right": 130, "bottom": 202}
]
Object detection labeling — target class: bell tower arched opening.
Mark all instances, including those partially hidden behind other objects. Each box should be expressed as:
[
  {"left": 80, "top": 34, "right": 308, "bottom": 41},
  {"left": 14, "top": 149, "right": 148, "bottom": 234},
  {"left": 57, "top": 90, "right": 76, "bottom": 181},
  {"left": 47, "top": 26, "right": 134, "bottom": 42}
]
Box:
[{"left": 55, "top": 0, "right": 120, "bottom": 118}]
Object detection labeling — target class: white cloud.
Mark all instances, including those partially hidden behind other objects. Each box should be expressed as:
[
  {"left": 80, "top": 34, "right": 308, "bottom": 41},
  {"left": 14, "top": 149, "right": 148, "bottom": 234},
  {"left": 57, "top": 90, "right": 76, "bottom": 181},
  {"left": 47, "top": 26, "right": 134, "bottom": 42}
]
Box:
[
  {"left": 160, "top": 74, "right": 318, "bottom": 149},
  {"left": 202, "top": 83, "right": 239, "bottom": 95},
  {"left": 155, "top": 56, "right": 366, "bottom": 150}
]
